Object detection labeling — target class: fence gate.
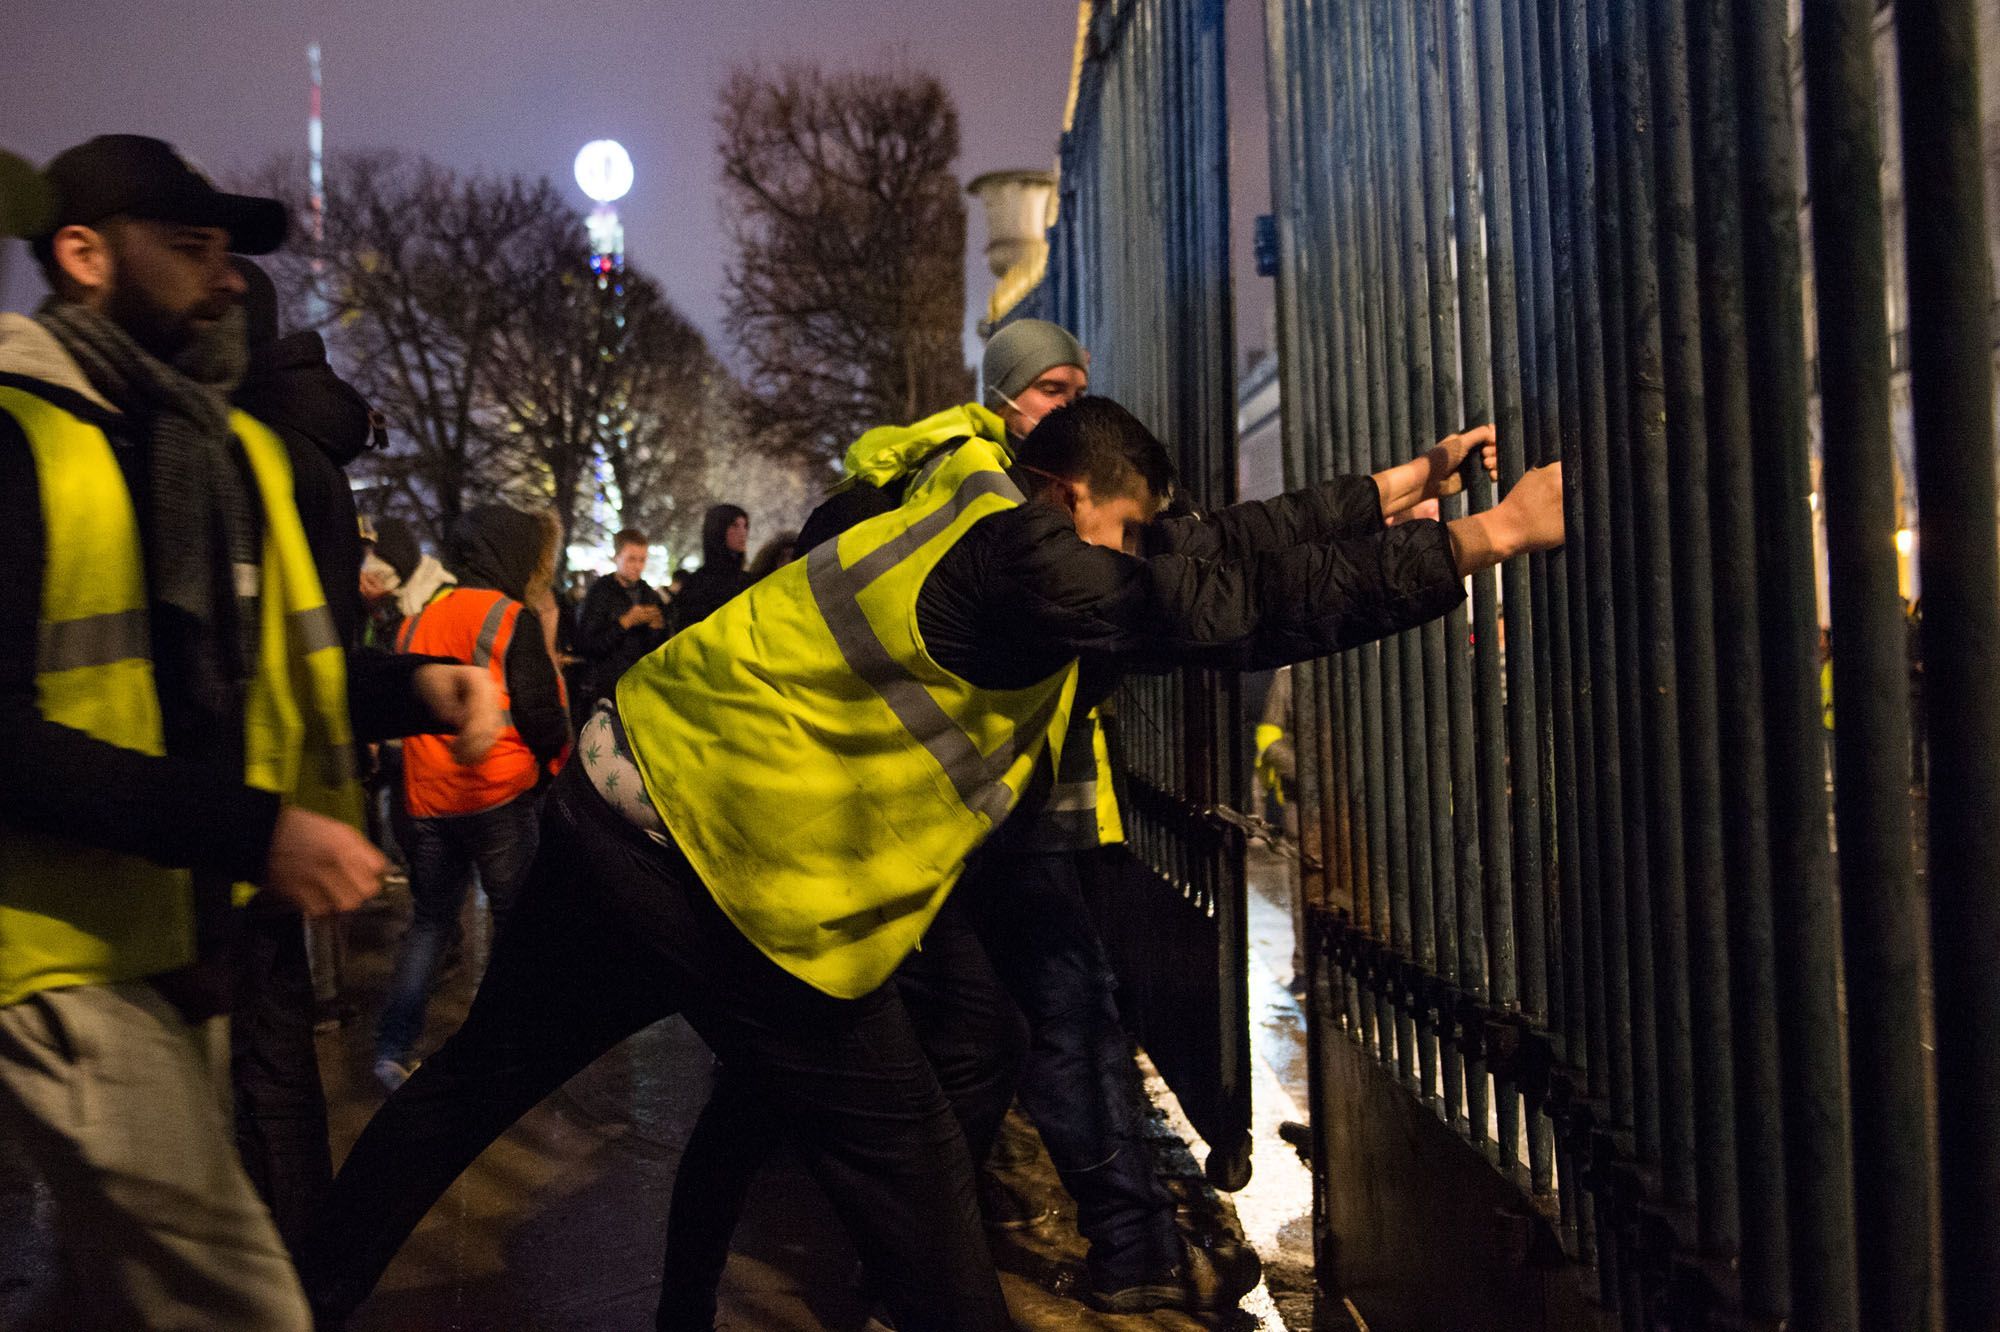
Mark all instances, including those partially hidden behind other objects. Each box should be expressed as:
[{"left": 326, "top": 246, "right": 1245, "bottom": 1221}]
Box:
[{"left": 1262, "top": 0, "right": 1999, "bottom": 1327}]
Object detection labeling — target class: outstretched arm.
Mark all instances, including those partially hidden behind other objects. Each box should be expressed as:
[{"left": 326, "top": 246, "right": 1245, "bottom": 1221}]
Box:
[
  {"left": 1372, "top": 424, "right": 1499, "bottom": 520},
  {"left": 1443, "top": 462, "right": 1563, "bottom": 576}
]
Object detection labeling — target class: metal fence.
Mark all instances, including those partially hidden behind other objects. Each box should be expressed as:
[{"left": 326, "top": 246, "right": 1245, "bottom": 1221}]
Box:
[
  {"left": 1261, "top": 0, "right": 1999, "bottom": 1325},
  {"left": 1011, "top": 0, "right": 1257, "bottom": 1187}
]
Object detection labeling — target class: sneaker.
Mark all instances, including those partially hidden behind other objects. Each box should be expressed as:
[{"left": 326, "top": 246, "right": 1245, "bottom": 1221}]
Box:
[
  {"left": 373, "top": 1057, "right": 415, "bottom": 1093},
  {"left": 1084, "top": 1235, "right": 1263, "bottom": 1314}
]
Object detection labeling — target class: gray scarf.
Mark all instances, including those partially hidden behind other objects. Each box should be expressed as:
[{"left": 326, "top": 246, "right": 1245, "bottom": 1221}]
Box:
[{"left": 38, "top": 299, "right": 262, "bottom": 675}]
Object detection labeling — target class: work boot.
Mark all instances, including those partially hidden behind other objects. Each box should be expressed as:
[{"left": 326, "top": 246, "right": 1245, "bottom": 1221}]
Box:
[{"left": 1084, "top": 1233, "right": 1263, "bottom": 1314}]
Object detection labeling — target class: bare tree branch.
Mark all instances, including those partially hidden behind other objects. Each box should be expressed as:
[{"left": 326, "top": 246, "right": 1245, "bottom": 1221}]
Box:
[{"left": 716, "top": 62, "right": 973, "bottom": 465}]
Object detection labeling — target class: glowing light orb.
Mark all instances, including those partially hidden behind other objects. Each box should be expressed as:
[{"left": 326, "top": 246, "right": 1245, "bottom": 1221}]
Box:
[{"left": 574, "top": 140, "right": 634, "bottom": 204}]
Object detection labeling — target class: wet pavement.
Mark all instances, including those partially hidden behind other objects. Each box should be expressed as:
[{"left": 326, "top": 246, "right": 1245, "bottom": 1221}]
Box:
[{"left": 1, "top": 863, "right": 1309, "bottom": 1331}]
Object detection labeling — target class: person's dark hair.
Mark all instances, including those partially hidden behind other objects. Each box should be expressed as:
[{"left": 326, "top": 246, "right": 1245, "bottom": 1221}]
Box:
[
  {"left": 1014, "top": 397, "right": 1174, "bottom": 503},
  {"left": 613, "top": 527, "right": 648, "bottom": 551},
  {"left": 746, "top": 530, "right": 799, "bottom": 580}
]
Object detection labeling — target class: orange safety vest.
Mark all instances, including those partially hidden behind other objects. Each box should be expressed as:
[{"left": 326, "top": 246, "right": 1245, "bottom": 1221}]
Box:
[{"left": 396, "top": 587, "right": 541, "bottom": 817}]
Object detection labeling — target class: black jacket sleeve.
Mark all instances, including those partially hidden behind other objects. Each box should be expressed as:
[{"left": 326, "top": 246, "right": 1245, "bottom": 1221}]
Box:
[
  {"left": 503, "top": 608, "right": 571, "bottom": 763},
  {"left": 921, "top": 499, "right": 1464, "bottom": 690},
  {"left": 347, "top": 648, "right": 458, "bottom": 743},
  {"left": 573, "top": 578, "right": 632, "bottom": 661},
  {"left": 1145, "top": 475, "right": 1385, "bottom": 562},
  {"left": 0, "top": 415, "right": 279, "bottom": 883}
]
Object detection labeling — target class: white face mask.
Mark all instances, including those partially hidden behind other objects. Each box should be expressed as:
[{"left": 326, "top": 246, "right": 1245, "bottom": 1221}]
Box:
[{"left": 992, "top": 387, "right": 1040, "bottom": 439}]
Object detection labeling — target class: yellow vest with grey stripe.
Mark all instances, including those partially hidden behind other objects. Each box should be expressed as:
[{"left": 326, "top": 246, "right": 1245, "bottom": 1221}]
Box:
[
  {"left": 1035, "top": 703, "right": 1126, "bottom": 851},
  {"left": 840, "top": 416, "right": 1124, "bottom": 852},
  {"left": 619, "top": 436, "right": 1079, "bottom": 998},
  {"left": 0, "top": 386, "right": 362, "bottom": 1008}
]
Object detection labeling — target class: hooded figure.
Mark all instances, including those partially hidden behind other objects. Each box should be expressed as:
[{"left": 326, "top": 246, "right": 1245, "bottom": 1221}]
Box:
[
  {"left": 670, "top": 503, "right": 751, "bottom": 631},
  {"left": 445, "top": 504, "right": 558, "bottom": 607},
  {"left": 369, "top": 517, "right": 456, "bottom": 626},
  {"left": 374, "top": 503, "right": 570, "bottom": 1091}
]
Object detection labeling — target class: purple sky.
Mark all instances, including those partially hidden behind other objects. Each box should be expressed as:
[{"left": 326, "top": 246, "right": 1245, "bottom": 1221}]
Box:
[{"left": 2, "top": 0, "right": 1271, "bottom": 371}]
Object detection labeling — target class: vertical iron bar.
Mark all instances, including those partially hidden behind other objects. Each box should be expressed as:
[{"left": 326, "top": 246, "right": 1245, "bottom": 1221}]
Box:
[
  {"left": 1687, "top": 0, "right": 1788, "bottom": 1311},
  {"left": 1342, "top": 0, "right": 1395, "bottom": 1071},
  {"left": 1798, "top": 0, "right": 1937, "bottom": 1324},
  {"left": 1587, "top": 0, "right": 1661, "bottom": 1170},
  {"left": 1611, "top": 0, "right": 1698, "bottom": 1218},
  {"left": 1356, "top": 0, "right": 1418, "bottom": 1092},
  {"left": 1443, "top": 0, "right": 1501, "bottom": 1156},
  {"left": 1734, "top": 0, "right": 1860, "bottom": 1321},
  {"left": 1536, "top": 0, "right": 1603, "bottom": 1264},
  {"left": 1385, "top": 0, "right": 1444, "bottom": 1111},
  {"left": 1557, "top": 0, "right": 1632, "bottom": 1142},
  {"left": 1643, "top": 0, "right": 1739, "bottom": 1260},
  {"left": 1894, "top": 0, "right": 2000, "bottom": 1320},
  {"left": 1413, "top": 0, "right": 1467, "bottom": 1131},
  {"left": 1504, "top": 0, "right": 1565, "bottom": 1204},
  {"left": 1473, "top": 0, "right": 1535, "bottom": 1183},
  {"left": 1325, "top": 0, "right": 1380, "bottom": 1055}
]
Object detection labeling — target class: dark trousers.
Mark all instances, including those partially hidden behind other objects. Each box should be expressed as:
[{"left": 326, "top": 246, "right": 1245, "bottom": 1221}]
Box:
[
  {"left": 230, "top": 894, "right": 332, "bottom": 1257},
  {"left": 965, "top": 851, "right": 1178, "bottom": 1285},
  {"left": 299, "top": 765, "right": 1012, "bottom": 1332},
  {"left": 374, "top": 793, "right": 539, "bottom": 1065},
  {"left": 658, "top": 850, "right": 1178, "bottom": 1323},
  {"left": 657, "top": 892, "right": 1028, "bottom": 1328}
]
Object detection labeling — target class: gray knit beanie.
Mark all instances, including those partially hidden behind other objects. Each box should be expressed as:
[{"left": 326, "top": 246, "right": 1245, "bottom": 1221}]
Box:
[{"left": 981, "top": 319, "right": 1086, "bottom": 405}]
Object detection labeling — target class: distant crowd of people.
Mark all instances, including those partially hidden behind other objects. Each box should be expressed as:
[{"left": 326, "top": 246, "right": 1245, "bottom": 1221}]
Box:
[{"left": 0, "top": 133, "right": 1562, "bottom": 1331}]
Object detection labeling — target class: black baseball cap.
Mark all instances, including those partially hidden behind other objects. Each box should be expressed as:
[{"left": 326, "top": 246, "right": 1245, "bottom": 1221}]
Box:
[{"left": 32, "top": 135, "right": 288, "bottom": 255}]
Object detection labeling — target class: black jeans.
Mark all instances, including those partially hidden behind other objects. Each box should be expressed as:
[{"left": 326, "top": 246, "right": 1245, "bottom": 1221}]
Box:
[
  {"left": 965, "top": 851, "right": 1178, "bottom": 1285},
  {"left": 298, "top": 764, "right": 1011, "bottom": 1332},
  {"left": 658, "top": 849, "right": 1178, "bottom": 1322},
  {"left": 657, "top": 891, "right": 1029, "bottom": 1328},
  {"left": 230, "top": 894, "right": 331, "bottom": 1257}
]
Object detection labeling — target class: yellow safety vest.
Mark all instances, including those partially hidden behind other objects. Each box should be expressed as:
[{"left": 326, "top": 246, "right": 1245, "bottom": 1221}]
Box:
[
  {"left": 0, "top": 387, "right": 362, "bottom": 1007},
  {"left": 839, "top": 400, "right": 1009, "bottom": 487},
  {"left": 1031, "top": 702, "right": 1127, "bottom": 850},
  {"left": 842, "top": 409, "right": 1125, "bottom": 851},
  {"left": 619, "top": 436, "right": 1079, "bottom": 998}
]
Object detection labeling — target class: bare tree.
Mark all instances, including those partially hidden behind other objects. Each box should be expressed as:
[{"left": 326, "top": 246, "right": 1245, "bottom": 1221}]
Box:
[
  {"left": 599, "top": 279, "right": 725, "bottom": 559},
  {"left": 251, "top": 151, "right": 731, "bottom": 560},
  {"left": 257, "top": 152, "right": 583, "bottom": 542},
  {"left": 717, "top": 63, "right": 974, "bottom": 465},
  {"left": 486, "top": 266, "right": 707, "bottom": 558}
]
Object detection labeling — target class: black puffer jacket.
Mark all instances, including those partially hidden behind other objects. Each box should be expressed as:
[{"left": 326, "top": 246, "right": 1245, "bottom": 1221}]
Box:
[
  {"left": 574, "top": 572, "right": 669, "bottom": 702},
  {"left": 915, "top": 472, "right": 1464, "bottom": 690}
]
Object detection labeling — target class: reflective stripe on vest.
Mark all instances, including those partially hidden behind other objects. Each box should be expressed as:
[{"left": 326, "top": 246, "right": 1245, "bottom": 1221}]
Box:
[
  {"left": 1027, "top": 706, "right": 1126, "bottom": 850},
  {"left": 619, "top": 436, "right": 1077, "bottom": 998},
  {"left": 0, "top": 389, "right": 361, "bottom": 1007},
  {"left": 397, "top": 587, "right": 538, "bottom": 817},
  {"left": 842, "top": 418, "right": 1128, "bottom": 853},
  {"left": 802, "top": 467, "right": 1059, "bottom": 826}
]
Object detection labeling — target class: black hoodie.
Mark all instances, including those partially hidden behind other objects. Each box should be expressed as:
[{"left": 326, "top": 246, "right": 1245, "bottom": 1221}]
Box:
[{"left": 670, "top": 503, "right": 751, "bottom": 632}]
